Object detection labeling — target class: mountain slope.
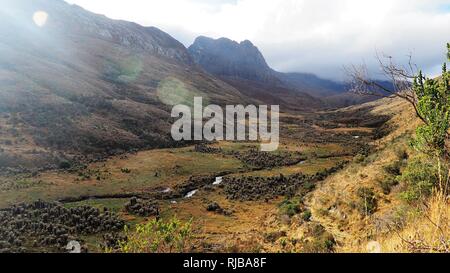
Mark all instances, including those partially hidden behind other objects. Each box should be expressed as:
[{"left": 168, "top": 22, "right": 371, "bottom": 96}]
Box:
[{"left": 0, "top": 0, "right": 252, "bottom": 171}]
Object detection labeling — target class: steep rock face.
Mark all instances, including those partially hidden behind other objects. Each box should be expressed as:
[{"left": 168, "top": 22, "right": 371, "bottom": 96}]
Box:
[{"left": 188, "top": 36, "right": 279, "bottom": 84}]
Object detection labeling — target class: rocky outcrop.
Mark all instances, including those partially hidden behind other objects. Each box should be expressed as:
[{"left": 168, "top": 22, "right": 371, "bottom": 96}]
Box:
[{"left": 188, "top": 36, "right": 279, "bottom": 83}]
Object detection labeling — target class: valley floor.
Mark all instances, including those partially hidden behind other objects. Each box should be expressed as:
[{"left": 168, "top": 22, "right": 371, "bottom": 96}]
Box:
[{"left": 2, "top": 97, "right": 442, "bottom": 253}]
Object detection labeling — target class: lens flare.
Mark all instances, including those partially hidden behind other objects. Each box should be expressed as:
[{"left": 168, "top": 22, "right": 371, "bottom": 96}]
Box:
[
  {"left": 156, "top": 77, "right": 208, "bottom": 107},
  {"left": 33, "top": 11, "right": 48, "bottom": 27}
]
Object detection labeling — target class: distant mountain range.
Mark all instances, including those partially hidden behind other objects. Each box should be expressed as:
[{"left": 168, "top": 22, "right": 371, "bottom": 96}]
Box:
[
  {"left": 188, "top": 36, "right": 347, "bottom": 95},
  {"left": 188, "top": 36, "right": 393, "bottom": 108}
]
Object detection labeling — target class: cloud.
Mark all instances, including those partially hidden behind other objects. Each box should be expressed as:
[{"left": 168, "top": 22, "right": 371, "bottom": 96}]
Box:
[{"left": 66, "top": 0, "right": 450, "bottom": 80}]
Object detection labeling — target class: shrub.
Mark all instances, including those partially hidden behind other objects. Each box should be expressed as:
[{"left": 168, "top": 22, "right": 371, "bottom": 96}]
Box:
[
  {"left": 58, "top": 161, "right": 71, "bottom": 170},
  {"left": 302, "top": 182, "right": 316, "bottom": 192},
  {"left": 302, "top": 210, "right": 312, "bottom": 222},
  {"left": 395, "top": 148, "right": 409, "bottom": 160},
  {"left": 412, "top": 66, "right": 450, "bottom": 158},
  {"left": 121, "top": 168, "right": 131, "bottom": 174},
  {"left": 379, "top": 177, "right": 399, "bottom": 195},
  {"left": 117, "top": 217, "right": 193, "bottom": 253},
  {"left": 302, "top": 223, "right": 336, "bottom": 253},
  {"left": 383, "top": 160, "right": 403, "bottom": 176},
  {"left": 310, "top": 223, "right": 326, "bottom": 237},
  {"left": 354, "top": 154, "right": 366, "bottom": 164},
  {"left": 264, "top": 231, "right": 287, "bottom": 243},
  {"left": 399, "top": 157, "right": 440, "bottom": 203},
  {"left": 357, "top": 187, "right": 378, "bottom": 216},
  {"left": 278, "top": 198, "right": 301, "bottom": 217}
]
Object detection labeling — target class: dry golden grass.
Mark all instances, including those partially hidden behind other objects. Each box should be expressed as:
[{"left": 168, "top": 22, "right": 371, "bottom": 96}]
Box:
[
  {"left": 376, "top": 192, "right": 449, "bottom": 253},
  {"left": 307, "top": 97, "right": 449, "bottom": 253},
  {"left": 161, "top": 190, "right": 283, "bottom": 253}
]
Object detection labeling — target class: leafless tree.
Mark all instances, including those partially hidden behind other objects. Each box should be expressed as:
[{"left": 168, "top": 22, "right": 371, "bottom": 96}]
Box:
[{"left": 345, "top": 52, "right": 428, "bottom": 125}]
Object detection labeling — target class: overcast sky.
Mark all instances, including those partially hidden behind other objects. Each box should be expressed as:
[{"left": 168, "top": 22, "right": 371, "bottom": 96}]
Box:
[{"left": 65, "top": 0, "right": 450, "bottom": 80}]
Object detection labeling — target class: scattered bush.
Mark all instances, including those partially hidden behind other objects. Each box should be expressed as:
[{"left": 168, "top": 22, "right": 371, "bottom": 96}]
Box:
[
  {"left": 394, "top": 148, "right": 409, "bottom": 160},
  {"left": 264, "top": 231, "right": 287, "bottom": 243},
  {"left": 124, "top": 197, "right": 159, "bottom": 217},
  {"left": 120, "top": 168, "right": 131, "bottom": 174},
  {"left": 233, "top": 149, "right": 306, "bottom": 169},
  {"left": 278, "top": 198, "right": 301, "bottom": 217},
  {"left": 206, "top": 202, "right": 232, "bottom": 216},
  {"left": 3, "top": 140, "right": 12, "bottom": 146},
  {"left": 357, "top": 187, "right": 378, "bottom": 216},
  {"left": 206, "top": 202, "right": 221, "bottom": 212},
  {"left": 0, "top": 201, "right": 124, "bottom": 253}
]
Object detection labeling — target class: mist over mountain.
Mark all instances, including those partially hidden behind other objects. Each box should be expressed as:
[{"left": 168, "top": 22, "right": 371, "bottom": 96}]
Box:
[
  {"left": 188, "top": 36, "right": 398, "bottom": 108},
  {"left": 188, "top": 36, "right": 351, "bottom": 98}
]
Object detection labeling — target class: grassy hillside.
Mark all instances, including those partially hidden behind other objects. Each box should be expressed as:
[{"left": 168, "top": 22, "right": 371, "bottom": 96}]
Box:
[
  {"left": 0, "top": 0, "right": 253, "bottom": 172},
  {"left": 306, "top": 97, "right": 448, "bottom": 253}
]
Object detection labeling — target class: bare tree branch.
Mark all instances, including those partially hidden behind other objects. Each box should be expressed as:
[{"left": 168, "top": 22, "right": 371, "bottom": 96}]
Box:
[{"left": 344, "top": 53, "right": 429, "bottom": 125}]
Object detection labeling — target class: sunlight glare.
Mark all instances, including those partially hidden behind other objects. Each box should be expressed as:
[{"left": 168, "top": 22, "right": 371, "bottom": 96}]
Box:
[{"left": 33, "top": 11, "right": 48, "bottom": 27}]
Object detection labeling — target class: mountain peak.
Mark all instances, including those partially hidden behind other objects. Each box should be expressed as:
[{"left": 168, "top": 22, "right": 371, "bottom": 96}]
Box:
[
  {"left": 188, "top": 36, "right": 276, "bottom": 83},
  {"left": 240, "top": 40, "right": 254, "bottom": 47}
]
